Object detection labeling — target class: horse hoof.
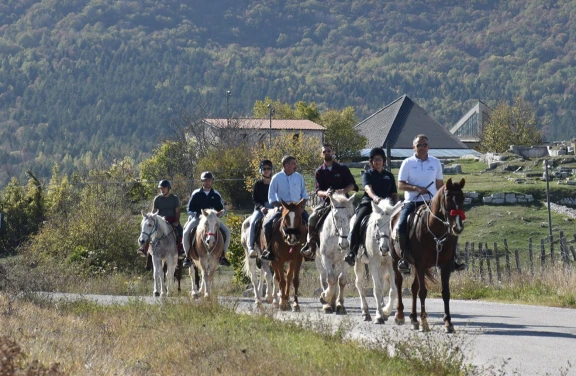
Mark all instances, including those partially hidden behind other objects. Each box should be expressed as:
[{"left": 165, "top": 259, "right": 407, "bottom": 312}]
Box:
[
  {"left": 362, "top": 313, "right": 372, "bottom": 322},
  {"left": 375, "top": 317, "right": 385, "bottom": 325},
  {"left": 335, "top": 305, "right": 347, "bottom": 315},
  {"left": 411, "top": 322, "right": 420, "bottom": 331},
  {"left": 292, "top": 304, "right": 300, "bottom": 313},
  {"left": 280, "top": 302, "right": 290, "bottom": 311},
  {"left": 323, "top": 305, "right": 333, "bottom": 314},
  {"left": 419, "top": 324, "right": 430, "bottom": 332},
  {"left": 319, "top": 296, "right": 327, "bottom": 305},
  {"left": 395, "top": 317, "right": 405, "bottom": 325},
  {"left": 154, "top": 292, "right": 160, "bottom": 297},
  {"left": 191, "top": 292, "right": 200, "bottom": 299},
  {"left": 445, "top": 324, "right": 455, "bottom": 334}
]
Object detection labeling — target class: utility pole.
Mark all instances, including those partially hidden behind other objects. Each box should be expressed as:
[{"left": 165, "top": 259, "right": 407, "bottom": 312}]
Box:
[
  {"left": 226, "top": 90, "right": 231, "bottom": 126},
  {"left": 267, "top": 104, "right": 275, "bottom": 147}
]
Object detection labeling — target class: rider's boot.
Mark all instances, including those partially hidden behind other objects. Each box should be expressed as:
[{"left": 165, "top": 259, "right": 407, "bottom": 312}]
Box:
[
  {"left": 137, "top": 242, "right": 149, "bottom": 257},
  {"left": 219, "top": 254, "right": 231, "bottom": 267},
  {"left": 183, "top": 237, "right": 195, "bottom": 269},
  {"left": 397, "top": 234, "right": 412, "bottom": 274},
  {"left": 300, "top": 226, "right": 318, "bottom": 260},
  {"left": 343, "top": 244, "right": 357, "bottom": 266},
  {"left": 260, "top": 229, "right": 275, "bottom": 261},
  {"left": 177, "top": 242, "right": 185, "bottom": 260}
]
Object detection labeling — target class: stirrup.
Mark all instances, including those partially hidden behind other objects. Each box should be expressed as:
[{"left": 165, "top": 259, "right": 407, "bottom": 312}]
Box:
[
  {"left": 343, "top": 252, "right": 356, "bottom": 266},
  {"left": 248, "top": 248, "right": 257, "bottom": 258},
  {"left": 183, "top": 258, "right": 193, "bottom": 268},
  {"left": 261, "top": 250, "right": 275, "bottom": 261},
  {"left": 398, "top": 259, "right": 411, "bottom": 274}
]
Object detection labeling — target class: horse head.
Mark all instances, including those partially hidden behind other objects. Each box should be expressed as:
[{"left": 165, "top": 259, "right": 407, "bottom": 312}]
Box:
[
  {"left": 199, "top": 209, "right": 223, "bottom": 249},
  {"left": 139, "top": 210, "right": 159, "bottom": 245},
  {"left": 439, "top": 178, "right": 466, "bottom": 235},
  {"left": 371, "top": 198, "right": 399, "bottom": 254},
  {"left": 280, "top": 199, "right": 306, "bottom": 246},
  {"left": 329, "top": 192, "right": 355, "bottom": 250}
]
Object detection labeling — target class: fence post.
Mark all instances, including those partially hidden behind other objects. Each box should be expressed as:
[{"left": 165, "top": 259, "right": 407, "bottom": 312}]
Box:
[
  {"left": 494, "top": 242, "right": 501, "bottom": 282},
  {"left": 550, "top": 234, "right": 554, "bottom": 266},
  {"left": 479, "top": 243, "right": 484, "bottom": 282},
  {"left": 504, "top": 239, "right": 511, "bottom": 279},
  {"left": 514, "top": 249, "right": 521, "bottom": 273},
  {"left": 486, "top": 243, "right": 493, "bottom": 284},
  {"left": 470, "top": 242, "right": 476, "bottom": 275},
  {"left": 540, "top": 238, "right": 546, "bottom": 271},
  {"left": 529, "top": 236, "right": 534, "bottom": 276},
  {"left": 464, "top": 241, "right": 469, "bottom": 270},
  {"left": 570, "top": 245, "right": 576, "bottom": 263},
  {"left": 559, "top": 231, "right": 566, "bottom": 265},
  {"left": 561, "top": 236, "right": 570, "bottom": 266}
]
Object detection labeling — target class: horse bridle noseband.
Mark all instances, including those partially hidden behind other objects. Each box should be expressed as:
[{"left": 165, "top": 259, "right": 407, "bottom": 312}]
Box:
[
  {"left": 141, "top": 216, "right": 175, "bottom": 246},
  {"left": 331, "top": 205, "right": 349, "bottom": 240}
]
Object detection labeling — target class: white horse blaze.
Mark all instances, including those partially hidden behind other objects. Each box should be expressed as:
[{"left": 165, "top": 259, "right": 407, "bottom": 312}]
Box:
[{"left": 288, "top": 211, "right": 296, "bottom": 228}]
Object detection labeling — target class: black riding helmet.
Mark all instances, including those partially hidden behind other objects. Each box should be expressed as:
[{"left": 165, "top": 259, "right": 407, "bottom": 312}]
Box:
[
  {"left": 158, "top": 179, "right": 171, "bottom": 189},
  {"left": 200, "top": 171, "right": 214, "bottom": 180},
  {"left": 369, "top": 147, "right": 386, "bottom": 160},
  {"left": 259, "top": 159, "right": 273, "bottom": 174}
]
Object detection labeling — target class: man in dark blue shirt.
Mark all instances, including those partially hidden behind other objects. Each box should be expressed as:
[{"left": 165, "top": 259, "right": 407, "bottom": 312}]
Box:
[
  {"left": 301, "top": 143, "right": 357, "bottom": 260},
  {"left": 344, "top": 147, "right": 398, "bottom": 266}
]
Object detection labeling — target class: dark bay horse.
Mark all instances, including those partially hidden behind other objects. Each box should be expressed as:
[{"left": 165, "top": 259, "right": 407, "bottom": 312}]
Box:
[
  {"left": 261, "top": 199, "right": 307, "bottom": 311},
  {"left": 390, "top": 178, "right": 466, "bottom": 333}
]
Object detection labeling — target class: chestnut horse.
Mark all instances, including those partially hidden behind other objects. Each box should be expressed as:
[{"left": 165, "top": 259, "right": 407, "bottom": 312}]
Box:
[
  {"left": 189, "top": 209, "right": 225, "bottom": 298},
  {"left": 390, "top": 178, "right": 466, "bottom": 333},
  {"left": 261, "top": 199, "right": 307, "bottom": 311}
]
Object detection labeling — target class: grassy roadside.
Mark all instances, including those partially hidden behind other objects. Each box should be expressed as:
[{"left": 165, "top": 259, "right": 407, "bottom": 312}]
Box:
[{"left": 0, "top": 295, "right": 485, "bottom": 375}]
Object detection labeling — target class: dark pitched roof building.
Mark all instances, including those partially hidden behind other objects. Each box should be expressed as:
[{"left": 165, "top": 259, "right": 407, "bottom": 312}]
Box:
[{"left": 355, "top": 95, "right": 478, "bottom": 158}]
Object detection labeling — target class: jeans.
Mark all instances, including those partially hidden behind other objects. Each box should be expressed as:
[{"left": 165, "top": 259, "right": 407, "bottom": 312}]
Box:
[
  {"left": 248, "top": 203, "right": 274, "bottom": 249},
  {"left": 397, "top": 201, "right": 425, "bottom": 235}
]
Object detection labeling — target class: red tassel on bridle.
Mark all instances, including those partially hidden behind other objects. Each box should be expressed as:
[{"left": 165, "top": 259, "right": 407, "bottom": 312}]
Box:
[{"left": 449, "top": 210, "right": 466, "bottom": 220}]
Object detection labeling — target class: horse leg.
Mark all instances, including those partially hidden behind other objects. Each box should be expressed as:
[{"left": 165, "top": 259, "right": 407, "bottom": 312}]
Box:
[
  {"left": 372, "top": 265, "right": 387, "bottom": 324},
  {"left": 414, "top": 268, "right": 429, "bottom": 332},
  {"left": 354, "top": 261, "right": 371, "bottom": 321},
  {"left": 165, "top": 256, "right": 177, "bottom": 296},
  {"left": 152, "top": 257, "right": 163, "bottom": 297},
  {"left": 271, "top": 262, "right": 283, "bottom": 308},
  {"left": 394, "top": 266, "right": 405, "bottom": 325},
  {"left": 335, "top": 272, "right": 347, "bottom": 315},
  {"left": 321, "top": 254, "right": 337, "bottom": 313},
  {"left": 189, "top": 263, "right": 200, "bottom": 299},
  {"left": 285, "top": 260, "right": 297, "bottom": 312},
  {"left": 382, "top": 265, "right": 396, "bottom": 318},
  {"left": 315, "top": 256, "right": 329, "bottom": 306},
  {"left": 291, "top": 258, "right": 302, "bottom": 312},
  {"left": 246, "top": 253, "right": 261, "bottom": 304},
  {"left": 441, "top": 264, "right": 454, "bottom": 333},
  {"left": 261, "top": 261, "right": 274, "bottom": 304},
  {"left": 193, "top": 265, "right": 200, "bottom": 291}
]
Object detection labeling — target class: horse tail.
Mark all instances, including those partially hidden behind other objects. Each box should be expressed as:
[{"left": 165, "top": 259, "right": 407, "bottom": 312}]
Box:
[{"left": 424, "top": 268, "right": 436, "bottom": 285}]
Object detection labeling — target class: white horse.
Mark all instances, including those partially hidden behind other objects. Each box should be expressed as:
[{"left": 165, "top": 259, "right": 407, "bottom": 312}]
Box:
[
  {"left": 315, "top": 193, "right": 355, "bottom": 314},
  {"left": 240, "top": 216, "right": 274, "bottom": 305},
  {"left": 138, "top": 211, "right": 178, "bottom": 297},
  {"left": 353, "top": 198, "right": 402, "bottom": 323},
  {"left": 188, "top": 209, "right": 225, "bottom": 298}
]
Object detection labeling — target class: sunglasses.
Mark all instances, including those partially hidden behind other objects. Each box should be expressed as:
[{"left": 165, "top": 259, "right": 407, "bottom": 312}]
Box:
[
  {"left": 372, "top": 158, "right": 384, "bottom": 162},
  {"left": 416, "top": 143, "right": 428, "bottom": 148},
  {"left": 262, "top": 167, "right": 272, "bottom": 171}
]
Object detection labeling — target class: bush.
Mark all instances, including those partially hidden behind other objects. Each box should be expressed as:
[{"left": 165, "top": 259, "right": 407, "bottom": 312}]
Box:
[{"left": 223, "top": 213, "right": 250, "bottom": 285}]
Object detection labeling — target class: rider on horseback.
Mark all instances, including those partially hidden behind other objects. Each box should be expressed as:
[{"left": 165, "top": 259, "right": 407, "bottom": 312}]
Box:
[
  {"left": 261, "top": 155, "right": 309, "bottom": 261},
  {"left": 344, "top": 147, "right": 398, "bottom": 266},
  {"left": 301, "top": 143, "right": 357, "bottom": 261},
  {"left": 395, "top": 135, "right": 466, "bottom": 274},
  {"left": 182, "top": 171, "right": 231, "bottom": 268},
  {"left": 247, "top": 159, "right": 274, "bottom": 258},
  {"left": 138, "top": 179, "right": 185, "bottom": 259}
]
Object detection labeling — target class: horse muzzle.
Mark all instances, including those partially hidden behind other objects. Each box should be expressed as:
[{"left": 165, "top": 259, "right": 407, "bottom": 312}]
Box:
[{"left": 338, "top": 238, "right": 349, "bottom": 250}]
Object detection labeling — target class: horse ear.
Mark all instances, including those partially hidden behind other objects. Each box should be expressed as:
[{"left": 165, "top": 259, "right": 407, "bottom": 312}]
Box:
[
  {"left": 217, "top": 210, "right": 224, "bottom": 217},
  {"left": 459, "top": 178, "right": 466, "bottom": 189},
  {"left": 445, "top": 178, "right": 453, "bottom": 188},
  {"left": 347, "top": 192, "right": 356, "bottom": 202},
  {"left": 201, "top": 209, "right": 207, "bottom": 217},
  {"left": 371, "top": 200, "right": 381, "bottom": 213},
  {"left": 152, "top": 209, "right": 159, "bottom": 215},
  {"left": 297, "top": 198, "right": 306, "bottom": 208},
  {"left": 281, "top": 199, "right": 288, "bottom": 208},
  {"left": 141, "top": 210, "right": 146, "bottom": 218}
]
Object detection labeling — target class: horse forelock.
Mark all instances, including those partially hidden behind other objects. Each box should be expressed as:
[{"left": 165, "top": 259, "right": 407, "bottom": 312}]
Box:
[{"left": 199, "top": 209, "right": 220, "bottom": 232}]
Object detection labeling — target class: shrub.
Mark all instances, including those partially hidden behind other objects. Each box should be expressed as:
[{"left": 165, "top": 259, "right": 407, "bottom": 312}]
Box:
[{"left": 223, "top": 213, "right": 250, "bottom": 285}]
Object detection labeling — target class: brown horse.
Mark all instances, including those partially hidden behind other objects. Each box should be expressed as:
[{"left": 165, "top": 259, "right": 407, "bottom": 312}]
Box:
[
  {"left": 189, "top": 209, "right": 225, "bottom": 298},
  {"left": 390, "top": 178, "right": 466, "bottom": 333},
  {"left": 261, "top": 199, "right": 307, "bottom": 311}
]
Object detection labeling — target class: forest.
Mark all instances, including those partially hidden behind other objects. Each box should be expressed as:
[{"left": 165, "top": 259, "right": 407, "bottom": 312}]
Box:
[{"left": 1, "top": 0, "right": 576, "bottom": 186}]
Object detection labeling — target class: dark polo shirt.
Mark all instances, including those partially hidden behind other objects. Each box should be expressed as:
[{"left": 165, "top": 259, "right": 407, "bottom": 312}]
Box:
[
  {"left": 315, "top": 161, "right": 357, "bottom": 202},
  {"left": 361, "top": 168, "right": 397, "bottom": 202}
]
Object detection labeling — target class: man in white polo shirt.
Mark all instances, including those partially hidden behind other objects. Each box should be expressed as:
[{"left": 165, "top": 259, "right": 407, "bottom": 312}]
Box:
[{"left": 396, "top": 134, "right": 466, "bottom": 274}]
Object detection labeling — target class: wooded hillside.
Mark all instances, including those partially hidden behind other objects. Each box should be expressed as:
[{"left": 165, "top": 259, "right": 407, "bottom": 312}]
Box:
[{"left": 1, "top": 0, "right": 575, "bottom": 186}]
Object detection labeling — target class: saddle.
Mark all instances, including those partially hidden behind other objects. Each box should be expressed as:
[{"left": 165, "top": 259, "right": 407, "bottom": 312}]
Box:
[
  {"left": 313, "top": 205, "right": 332, "bottom": 232},
  {"left": 390, "top": 203, "right": 427, "bottom": 256}
]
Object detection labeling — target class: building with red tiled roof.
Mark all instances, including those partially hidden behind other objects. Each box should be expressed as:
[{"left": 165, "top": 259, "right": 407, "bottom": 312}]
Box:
[{"left": 205, "top": 118, "right": 325, "bottom": 145}]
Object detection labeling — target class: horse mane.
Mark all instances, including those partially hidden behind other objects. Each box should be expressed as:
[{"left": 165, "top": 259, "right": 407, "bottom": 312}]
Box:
[{"left": 330, "top": 192, "right": 353, "bottom": 207}]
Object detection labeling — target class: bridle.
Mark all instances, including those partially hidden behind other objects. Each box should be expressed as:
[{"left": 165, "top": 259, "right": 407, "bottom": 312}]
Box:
[
  {"left": 330, "top": 205, "right": 350, "bottom": 241},
  {"left": 141, "top": 215, "right": 175, "bottom": 246}
]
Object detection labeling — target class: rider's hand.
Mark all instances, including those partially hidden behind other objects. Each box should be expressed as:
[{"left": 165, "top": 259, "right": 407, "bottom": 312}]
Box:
[
  {"left": 261, "top": 207, "right": 268, "bottom": 215},
  {"left": 335, "top": 189, "right": 345, "bottom": 195},
  {"left": 417, "top": 186, "right": 428, "bottom": 195},
  {"left": 326, "top": 188, "right": 334, "bottom": 197}
]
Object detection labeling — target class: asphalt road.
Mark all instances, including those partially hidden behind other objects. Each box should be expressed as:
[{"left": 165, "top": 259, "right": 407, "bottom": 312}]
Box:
[{"left": 38, "top": 292, "right": 576, "bottom": 375}]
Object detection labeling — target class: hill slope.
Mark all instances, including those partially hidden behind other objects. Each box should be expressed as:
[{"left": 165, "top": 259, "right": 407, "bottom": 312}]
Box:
[{"left": 1, "top": 0, "right": 576, "bottom": 185}]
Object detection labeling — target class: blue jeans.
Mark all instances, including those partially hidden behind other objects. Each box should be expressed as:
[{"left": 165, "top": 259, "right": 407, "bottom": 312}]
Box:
[
  {"left": 397, "top": 201, "right": 425, "bottom": 235},
  {"left": 248, "top": 204, "right": 274, "bottom": 249}
]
